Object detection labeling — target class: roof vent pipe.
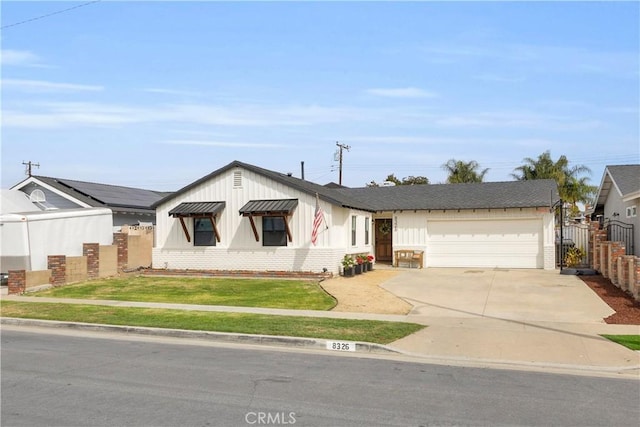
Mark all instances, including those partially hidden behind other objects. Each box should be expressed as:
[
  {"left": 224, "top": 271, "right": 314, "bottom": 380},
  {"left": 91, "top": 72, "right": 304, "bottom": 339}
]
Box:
[{"left": 301, "top": 161, "right": 305, "bottom": 180}]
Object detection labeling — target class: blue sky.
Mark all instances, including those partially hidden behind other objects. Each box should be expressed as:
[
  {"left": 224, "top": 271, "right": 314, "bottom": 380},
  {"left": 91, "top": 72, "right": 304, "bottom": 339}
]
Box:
[{"left": 2, "top": 1, "right": 638, "bottom": 192}]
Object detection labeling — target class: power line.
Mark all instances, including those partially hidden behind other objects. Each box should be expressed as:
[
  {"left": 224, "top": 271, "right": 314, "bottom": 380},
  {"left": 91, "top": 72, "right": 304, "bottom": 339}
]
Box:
[{"left": 1, "top": 1, "right": 101, "bottom": 31}]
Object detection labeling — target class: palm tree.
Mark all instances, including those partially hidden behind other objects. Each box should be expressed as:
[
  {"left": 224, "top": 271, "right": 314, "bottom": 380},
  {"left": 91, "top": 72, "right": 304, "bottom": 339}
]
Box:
[
  {"left": 511, "top": 150, "right": 596, "bottom": 214},
  {"left": 442, "top": 159, "right": 489, "bottom": 183}
]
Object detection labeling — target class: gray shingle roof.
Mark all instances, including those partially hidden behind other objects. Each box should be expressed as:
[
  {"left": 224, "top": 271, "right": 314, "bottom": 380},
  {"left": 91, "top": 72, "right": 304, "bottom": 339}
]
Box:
[
  {"left": 168, "top": 202, "right": 226, "bottom": 217},
  {"left": 29, "top": 176, "right": 169, "bottom": 213},
  {"left": 154, "top": 160, "right": 560, "bottom": 212},
  {"left": 239, "top": 199, "right": 299, "bottom": 216},
  {"left": 607, "top": 165, "right": 640, "bottom": 197},
  {"left": 340, "top": 179, "right": 559, "bottom": 211}
]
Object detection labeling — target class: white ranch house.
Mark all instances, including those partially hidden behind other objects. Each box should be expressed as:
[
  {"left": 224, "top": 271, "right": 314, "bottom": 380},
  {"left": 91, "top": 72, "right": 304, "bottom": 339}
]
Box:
[{"left": 152, "top": 161, "right": 559, "bottom": 274}]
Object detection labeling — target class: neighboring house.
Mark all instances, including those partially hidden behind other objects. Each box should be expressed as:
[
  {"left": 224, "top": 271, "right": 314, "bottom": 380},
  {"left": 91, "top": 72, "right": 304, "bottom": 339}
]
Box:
[
  {"left": 11, "top": 175, "right": 172, "bottom": 228},
  {"left": 0, "top": 189, "right": 40, "bottom": 214},
  {"left": 153, "top": 160, "right": 559, "bottom": 274},
  {"left": 0, "top": 189, "right": 113, "bottom": 273},
  {"left": 591, "top": 165, "right": 640, "bottom": 256}
]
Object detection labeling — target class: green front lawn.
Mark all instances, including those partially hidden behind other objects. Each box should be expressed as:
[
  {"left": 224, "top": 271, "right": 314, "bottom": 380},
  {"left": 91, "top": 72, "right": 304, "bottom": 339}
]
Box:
[
  {"left": 601, "top": 335, "right": 640, "bottom": 351},
  {"left": 33, "top": 276, "right": 336, "bottom": 310},
  {"left": 0, "top": 301, "right": 424, "bottom": 344}
]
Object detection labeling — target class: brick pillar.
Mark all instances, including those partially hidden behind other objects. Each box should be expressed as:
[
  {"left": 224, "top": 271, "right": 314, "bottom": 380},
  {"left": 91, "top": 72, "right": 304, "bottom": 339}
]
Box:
[
  {"left": 48, "top": 255, "right": 67, "bottom": 286},
  {"left": 600, "top": 243, "right": 609, "bottom": 278},
  {"left": 113, "top": 233, "right": 128, "bottom": 271},
  {"left": 633, "top": 257, "right": 640, "bottom": 301},
  {"left": 8, "top": 270, "right": 26, "bottom": 295},
  {"left": 620, "top": 255, "right": 634, "bottom": 291},
  {"left": 609, "top": 242, "right": 625, "bottom": 285},
  {"left": 83, "top": 243, "right": 100, "bottom": 279},
  {"left": 588, "top": 222, "right": 601, "bottom": 268},
  {"left": 593, "top": 230, "right": 607, "bottom": 271}
]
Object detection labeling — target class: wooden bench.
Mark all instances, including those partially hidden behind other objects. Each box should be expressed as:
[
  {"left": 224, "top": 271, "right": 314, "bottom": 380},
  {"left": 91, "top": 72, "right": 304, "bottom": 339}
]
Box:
[{"left": 394, "top": 250, "right": 424, "bottom": 269}]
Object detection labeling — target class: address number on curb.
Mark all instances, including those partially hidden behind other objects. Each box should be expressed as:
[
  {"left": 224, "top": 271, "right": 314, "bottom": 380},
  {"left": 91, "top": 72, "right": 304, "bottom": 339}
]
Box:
[{"left": 326, "top": 340, "right": 356, "bottom": 352}]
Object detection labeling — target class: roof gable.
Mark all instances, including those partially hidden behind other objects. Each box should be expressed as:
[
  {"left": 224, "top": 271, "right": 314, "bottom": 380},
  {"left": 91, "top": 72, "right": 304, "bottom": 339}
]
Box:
[
  {"left": 155, "top": 160, "right": 558, "bottom": 212},
  {"left": 12, "top": 175, "right": 169, "bottom": 212},
  {"left": 152, "top": 160, "right": 374, "bottom": 211},
  {"left": 594, "top": 164, "right": 640, "bottom": 207}
]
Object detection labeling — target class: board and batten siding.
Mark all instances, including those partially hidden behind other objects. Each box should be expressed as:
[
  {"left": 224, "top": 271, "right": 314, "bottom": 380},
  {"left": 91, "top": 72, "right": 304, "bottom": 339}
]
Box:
[{"left": 153, "top": 166, "right": 372, "bottom": 273}]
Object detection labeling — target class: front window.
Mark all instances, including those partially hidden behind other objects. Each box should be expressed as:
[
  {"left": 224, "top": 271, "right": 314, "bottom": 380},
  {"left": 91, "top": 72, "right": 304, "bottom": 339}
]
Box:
[
  {"left": 365, "top": 217, "right": 370, "bottom": 245},
  {"left": 351, "top": 215, "right": 357, "bottom": 246},
  {"left": 263, "top": 217, "right": 287, "bottom": 246},
  {"left": 194, "top": 218, "right": 215, "bottom": 246}
]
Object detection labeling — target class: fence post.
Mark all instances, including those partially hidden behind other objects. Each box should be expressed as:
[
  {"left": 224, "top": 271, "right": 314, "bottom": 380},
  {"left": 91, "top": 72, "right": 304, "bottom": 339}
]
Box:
[
  {"left": 83, "top": 243, "right": 100, "bottom": 279},
  {"left": 8, "top": 270, "right": 26, "bottom": 295},
  {"left": 48, "top": 255, "right": 67, "bottom": 286},
  {"left": 113, "top": 233, "right": 128, "bottom": 271}
]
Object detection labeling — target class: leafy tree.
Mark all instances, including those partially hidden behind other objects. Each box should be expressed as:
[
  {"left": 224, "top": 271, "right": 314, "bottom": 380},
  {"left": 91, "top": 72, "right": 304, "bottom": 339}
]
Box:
[
  {"left": 442, "top": 159, "right": 489, "bottom": 183},
  {"left": 511, "top": 150, "right": 596, "bottom": 215},
  {"left": 367, "top": 173, "right": 429, "bottom": 187}
]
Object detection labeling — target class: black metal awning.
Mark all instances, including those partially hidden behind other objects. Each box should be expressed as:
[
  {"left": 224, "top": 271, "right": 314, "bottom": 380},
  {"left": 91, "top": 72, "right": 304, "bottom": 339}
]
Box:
[
  {"left": 238, "top": 199, "right": 298, "bottom": 216},
  {"left": 169, "top": 201, "right": 226, "bottom": 217},
  {"left": 168, "top": 202, "right": 225, "bottom": 243},
  {"left": 238, "top": 199, "right": 298, "bottom": 242}
]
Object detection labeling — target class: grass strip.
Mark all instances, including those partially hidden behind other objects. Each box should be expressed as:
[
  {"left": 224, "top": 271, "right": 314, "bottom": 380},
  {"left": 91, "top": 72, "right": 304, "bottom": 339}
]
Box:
[
  {"left": 0, "top": 301, "right": 424, "bottom": 345},
  {"left": 601, "top": 334, "right": 640, "bottom": 351},
  {"left": 32, "top": 276, "right": 336, "bottom": 310}
]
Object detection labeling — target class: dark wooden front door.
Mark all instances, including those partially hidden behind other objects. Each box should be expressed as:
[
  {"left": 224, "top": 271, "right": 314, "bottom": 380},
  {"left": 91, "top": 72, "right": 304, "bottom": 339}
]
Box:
[{"left": 375, "top": 218, "right": 393, "bottom": 262}]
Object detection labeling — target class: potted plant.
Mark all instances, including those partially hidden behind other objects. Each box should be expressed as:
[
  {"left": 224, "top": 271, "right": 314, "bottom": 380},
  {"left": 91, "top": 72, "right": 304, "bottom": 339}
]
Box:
[
  {"left": 354, "top": 255, "right": 364, "bottom": 274},
  {"left": 356, "top": 254, "right": 368, "bottom": 273},
  {"left": 341, "top": 255, "right": 355, "bottom": 277},
  {"left": 366, "top": 255, "right": 374, "bottom": 271}
]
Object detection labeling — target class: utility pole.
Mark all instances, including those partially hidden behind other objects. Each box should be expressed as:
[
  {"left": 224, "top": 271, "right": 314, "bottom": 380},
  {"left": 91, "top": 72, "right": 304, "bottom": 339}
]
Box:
[
  {"left": 335, "top": 141, "right": 350, "bottom": 186},
  {"left": 22, "top": 160, "right": 40, "bottom": 176}
]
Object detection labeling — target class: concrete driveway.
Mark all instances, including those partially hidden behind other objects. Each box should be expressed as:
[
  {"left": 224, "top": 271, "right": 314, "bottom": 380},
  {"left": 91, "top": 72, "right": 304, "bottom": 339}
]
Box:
[{"left": 381, "top": 268, "right": 615, "bottom": 324}]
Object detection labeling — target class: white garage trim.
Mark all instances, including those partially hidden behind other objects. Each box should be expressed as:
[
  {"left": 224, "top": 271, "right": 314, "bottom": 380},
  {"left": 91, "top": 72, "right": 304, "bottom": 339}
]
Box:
[{"left": 427, "top": 218, "right": 543, "bottom": 269}]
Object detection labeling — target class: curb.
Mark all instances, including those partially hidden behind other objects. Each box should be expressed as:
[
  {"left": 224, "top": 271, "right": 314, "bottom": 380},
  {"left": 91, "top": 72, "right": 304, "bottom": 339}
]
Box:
[
  {"left": 0, "top": 317, "right": 400, "bottom": 355},
  {"left": 390, "top": 348, "right": 640, "bottom": 376}
]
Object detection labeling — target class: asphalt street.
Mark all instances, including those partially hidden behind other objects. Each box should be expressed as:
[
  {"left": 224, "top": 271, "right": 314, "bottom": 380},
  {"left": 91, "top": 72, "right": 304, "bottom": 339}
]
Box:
[{"left": 2, "top": 327, "right": 639, "bottom": 427}]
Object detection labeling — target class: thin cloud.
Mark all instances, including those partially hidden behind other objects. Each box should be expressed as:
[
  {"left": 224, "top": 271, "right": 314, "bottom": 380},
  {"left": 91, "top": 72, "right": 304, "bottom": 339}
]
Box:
[
  {"left": 143, "top": 88, "right": 201, "bottom": 97},
  {"left": 422, "top": 42, "right": 638, "bottom": 78},
  {"left": 366, "top": 87, "right": 437, "bottom": 98},
  {"left": 162, "top": 140, "right": 287, "bottom": 148},
  {"left": 1, "top": 49, "right": 44, "bottom": 67},
  {"left": 2, "top": 79, "right": 103, "bottom": 92},
  {"left": 474, "top": 74, "right": 525, "bottom": 83}
]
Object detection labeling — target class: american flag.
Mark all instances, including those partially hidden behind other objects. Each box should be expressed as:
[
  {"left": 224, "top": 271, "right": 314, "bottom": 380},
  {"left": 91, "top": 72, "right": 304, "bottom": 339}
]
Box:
[{"left": 311, "top": 193, "right": 324, "bottom": 245}]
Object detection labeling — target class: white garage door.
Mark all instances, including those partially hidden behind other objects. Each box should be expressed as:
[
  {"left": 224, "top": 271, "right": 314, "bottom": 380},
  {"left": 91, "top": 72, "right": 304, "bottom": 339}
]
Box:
[{"left": 427, "top": 219, "right": 543, "bottom": 268}]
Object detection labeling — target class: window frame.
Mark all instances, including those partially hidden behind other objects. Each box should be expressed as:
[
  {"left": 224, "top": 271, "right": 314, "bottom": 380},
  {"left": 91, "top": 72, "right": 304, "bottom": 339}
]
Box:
[
  {"left": 364, "top": 217, "right": 370, "bottom": 245},
  {"left": 351, "top": 215, "right": 357, "bottom": 246},
  {"left": 262, "top": 216, "right": 288, "bottom": 247},
  {"left": 193, "top": 217, "right": 216, "bottom": 246}
]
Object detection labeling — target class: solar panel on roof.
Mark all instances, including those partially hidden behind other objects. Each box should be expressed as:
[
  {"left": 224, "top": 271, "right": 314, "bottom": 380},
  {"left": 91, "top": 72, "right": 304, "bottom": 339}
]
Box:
[{"left": 58, "top": 179, "right": 165, "bottom": 209}]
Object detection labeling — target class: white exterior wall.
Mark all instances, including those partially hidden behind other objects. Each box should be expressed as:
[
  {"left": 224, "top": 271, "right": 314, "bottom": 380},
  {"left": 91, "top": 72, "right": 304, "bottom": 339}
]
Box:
[
  {"left": 153, "top": 166, "right": 372, "bottom": 274},
  {"left": 391, "top": 211, "right": 428, "bottom": 253},
  {"left": 387, "top": 208, "right": 555, "bottom": 269},
  {"left": 604, "top": 190, "right": 640, "bottom": 256},
  {"left": 0, "top": 208, "right": 113, "bottom": 272}
]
